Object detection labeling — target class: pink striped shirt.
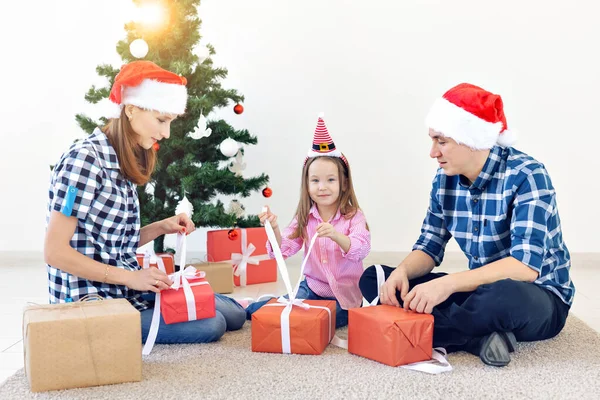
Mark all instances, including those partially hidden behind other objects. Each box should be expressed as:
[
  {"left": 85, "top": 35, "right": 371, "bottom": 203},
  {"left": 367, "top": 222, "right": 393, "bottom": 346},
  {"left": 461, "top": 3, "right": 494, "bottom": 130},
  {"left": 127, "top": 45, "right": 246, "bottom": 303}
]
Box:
[{"left": 266, "top": 204, "right": 371, "bottom": 309}]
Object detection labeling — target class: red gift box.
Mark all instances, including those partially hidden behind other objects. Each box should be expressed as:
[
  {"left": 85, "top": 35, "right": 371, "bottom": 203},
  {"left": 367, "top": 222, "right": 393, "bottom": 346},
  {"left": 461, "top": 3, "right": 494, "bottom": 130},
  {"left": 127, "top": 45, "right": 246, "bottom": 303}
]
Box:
[
  {"left": 160, "top": 269, "right": 216, "bottom": 325},
  {"left": 207, "top": 227, "right": 277, "bottom": 286},
  {"left": 348, "top": 305, "right": 434, "bottom": 367},
  {"left": 142, "top": 267, "right": 216, "bottom": 355},
  {"left": 252, "top": 298, "right": 336, "bottom": 355},
  {"left": 136, "top": 252, "right": 175, "bottom": 275}
]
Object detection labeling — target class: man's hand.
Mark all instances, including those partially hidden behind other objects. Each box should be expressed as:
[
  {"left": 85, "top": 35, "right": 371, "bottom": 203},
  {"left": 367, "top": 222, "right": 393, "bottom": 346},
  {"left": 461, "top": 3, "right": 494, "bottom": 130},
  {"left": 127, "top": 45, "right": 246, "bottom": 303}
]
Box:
[
  {"left": 403, "top": 276, "right": 454, "bottom": 314},
  {"left": 380, "top": 267, "right": 410, "bottom": 307}
]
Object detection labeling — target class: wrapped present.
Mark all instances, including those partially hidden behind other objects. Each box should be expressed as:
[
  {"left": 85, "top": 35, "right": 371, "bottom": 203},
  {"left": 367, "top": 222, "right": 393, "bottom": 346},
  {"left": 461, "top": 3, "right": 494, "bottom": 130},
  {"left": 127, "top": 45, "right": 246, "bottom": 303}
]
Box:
[
  {"left": 329, "top": 265, "right": 452, "bottom": 374},
  {"left": 191, "top": 260, "right": 234, "bottom": 294},
  {"left": 161, "top": 266, "right": 216, "bottom": 324},
  {"left": 207, "top": 227, "right": 277, "bottom": 287},
  {"left": 348, "top": 305, "right": 434, "bottom": 367},
  {"left": 143, "top": 234, "right": 216, "bottom": 355},
  {"left": 252, "top": 213, "right": 335, "bottom": 355},
  {"left": 137, "top": 250, "right": 175, "bottom": 274},
  {"left": 23, "top": 298, "right": 141, "bottom": 392},
  {"left": 252, "top": 298, "right": 335, "bottom": 355}
]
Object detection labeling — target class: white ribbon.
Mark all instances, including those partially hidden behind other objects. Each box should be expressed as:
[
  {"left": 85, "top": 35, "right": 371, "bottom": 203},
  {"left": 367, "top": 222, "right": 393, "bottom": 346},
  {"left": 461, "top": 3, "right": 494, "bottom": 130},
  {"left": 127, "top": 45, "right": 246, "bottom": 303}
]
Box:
[
  {"left": 362, "top": 264, "right": 385, "bottom": 307},
  {"left": 142, "top": 247, "right": 167, "bottom": 273},
  {"left": 176, "top": 232, "right": 187, "bottom": 269},
  {"left": 230, "top": 228, "right": 271, "bottom": 286},
  {"left": 400, "top": 347, "right": 453, "bottom": 374},
  {"left": 142, "top": 293, "right": 162, "bottom": 356},
  {"left": 143, "top": 234, "right": 209, "bottom": 356},
  {"left": 263, "top": 207, "right": 330, "bottom": 353}
]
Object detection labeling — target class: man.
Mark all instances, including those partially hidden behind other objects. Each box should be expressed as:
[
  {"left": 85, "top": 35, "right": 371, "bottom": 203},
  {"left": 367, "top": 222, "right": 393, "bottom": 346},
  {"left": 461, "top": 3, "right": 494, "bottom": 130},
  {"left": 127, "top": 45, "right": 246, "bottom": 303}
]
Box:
[{"left": 359, "top": 83, "right": 574, "bottom": 367}]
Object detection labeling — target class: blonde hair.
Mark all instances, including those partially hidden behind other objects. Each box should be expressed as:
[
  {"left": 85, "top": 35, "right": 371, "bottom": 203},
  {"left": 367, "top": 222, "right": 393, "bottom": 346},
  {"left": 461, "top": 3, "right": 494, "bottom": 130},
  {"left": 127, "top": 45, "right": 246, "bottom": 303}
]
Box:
[
  {"left": 290, "top": 156, "right": 367, "bottom": 240},
  {"left": 102, "top": 108, "right": 157, "bottom": 185}
]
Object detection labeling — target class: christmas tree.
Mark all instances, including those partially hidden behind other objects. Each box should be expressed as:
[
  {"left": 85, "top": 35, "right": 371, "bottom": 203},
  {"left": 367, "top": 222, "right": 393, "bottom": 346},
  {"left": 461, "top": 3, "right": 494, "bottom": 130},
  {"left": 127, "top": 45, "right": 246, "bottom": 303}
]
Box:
[{"left": 75, "top": 0, "right": 269, "bottom": 252}]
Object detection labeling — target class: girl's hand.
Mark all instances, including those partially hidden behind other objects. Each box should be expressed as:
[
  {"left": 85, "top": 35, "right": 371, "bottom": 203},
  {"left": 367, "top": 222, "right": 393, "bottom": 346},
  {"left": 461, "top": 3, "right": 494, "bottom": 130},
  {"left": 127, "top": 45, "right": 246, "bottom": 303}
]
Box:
[
  {"left": 162, "top": 213, "right": 195, "bottom": 236},
  {"left": 316, "top": 222, "right": 338, "bottom": 240},
  {"left": 259, "top": 205, "right": 278, "bottom": 229}
]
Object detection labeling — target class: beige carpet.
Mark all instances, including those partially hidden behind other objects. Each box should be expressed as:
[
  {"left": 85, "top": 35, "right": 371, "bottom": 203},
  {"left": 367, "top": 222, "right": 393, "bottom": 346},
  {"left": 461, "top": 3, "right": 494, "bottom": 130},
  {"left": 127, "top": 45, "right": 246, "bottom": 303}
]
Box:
[{"left": 2, "top": 316, "right": 600, "bottom": 400}]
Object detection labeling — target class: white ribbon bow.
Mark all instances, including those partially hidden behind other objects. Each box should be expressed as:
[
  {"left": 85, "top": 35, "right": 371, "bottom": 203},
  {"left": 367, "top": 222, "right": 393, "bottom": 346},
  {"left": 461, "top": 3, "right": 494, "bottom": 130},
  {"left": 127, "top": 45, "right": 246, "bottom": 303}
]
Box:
[
  {"left": 277, "top": 296, "right": 310, "bottom": 309},
  {"left": 230, "top": 228, "right": 271, "bottom": 286}
]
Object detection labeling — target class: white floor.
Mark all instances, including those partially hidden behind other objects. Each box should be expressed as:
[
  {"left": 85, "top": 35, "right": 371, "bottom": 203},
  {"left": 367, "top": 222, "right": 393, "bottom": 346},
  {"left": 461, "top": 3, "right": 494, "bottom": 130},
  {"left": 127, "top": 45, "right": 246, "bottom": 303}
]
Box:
[{"left": 1, "top": 251, "right": 598, "bottom": 385}]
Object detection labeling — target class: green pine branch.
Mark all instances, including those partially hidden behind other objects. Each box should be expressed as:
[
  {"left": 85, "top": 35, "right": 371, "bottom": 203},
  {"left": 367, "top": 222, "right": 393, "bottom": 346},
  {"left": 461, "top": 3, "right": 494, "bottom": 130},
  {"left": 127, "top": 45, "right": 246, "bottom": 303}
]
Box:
[{"left": 75, "top": 0, "right": 269, "bottom": 253}]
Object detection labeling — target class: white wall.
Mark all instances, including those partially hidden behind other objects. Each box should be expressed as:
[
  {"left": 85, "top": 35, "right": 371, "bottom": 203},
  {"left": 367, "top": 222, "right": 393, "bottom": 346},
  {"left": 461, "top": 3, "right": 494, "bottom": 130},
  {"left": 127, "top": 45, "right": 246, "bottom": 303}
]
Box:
[{"left": 1, "top": 0, "right": 598, "bottom": 255}]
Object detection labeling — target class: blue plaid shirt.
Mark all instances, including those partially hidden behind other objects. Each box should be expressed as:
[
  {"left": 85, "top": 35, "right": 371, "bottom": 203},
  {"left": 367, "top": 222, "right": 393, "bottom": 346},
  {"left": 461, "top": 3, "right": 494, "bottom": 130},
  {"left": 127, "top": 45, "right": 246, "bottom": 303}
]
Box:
[
  {"left": 47, "top": 129, "right": 149, "bottom": 311},
  {"left": 413, "top": 146, "right": 574, "bottom": 306}
]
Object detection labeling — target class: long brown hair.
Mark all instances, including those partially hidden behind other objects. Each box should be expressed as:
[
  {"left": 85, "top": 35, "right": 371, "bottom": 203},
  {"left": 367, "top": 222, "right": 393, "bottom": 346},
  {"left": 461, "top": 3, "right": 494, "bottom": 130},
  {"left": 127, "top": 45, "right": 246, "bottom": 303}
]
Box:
[
  {"left": 102, "top": 108, "right": 157, "bottom": 185},
  {"left": 290, "top": 156, "right": 368, "bottom": 240}
]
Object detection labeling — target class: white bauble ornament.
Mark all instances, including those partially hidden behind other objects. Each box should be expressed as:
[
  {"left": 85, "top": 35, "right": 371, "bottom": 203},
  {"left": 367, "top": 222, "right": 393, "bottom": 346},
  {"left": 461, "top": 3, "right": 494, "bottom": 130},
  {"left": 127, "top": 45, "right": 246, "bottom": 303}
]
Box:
[
  {"left": 130, "top": 39, "right": 149, "bottom": 58},
  {"left": 219, "top": 138, "right": 239, "bottom": 157}
]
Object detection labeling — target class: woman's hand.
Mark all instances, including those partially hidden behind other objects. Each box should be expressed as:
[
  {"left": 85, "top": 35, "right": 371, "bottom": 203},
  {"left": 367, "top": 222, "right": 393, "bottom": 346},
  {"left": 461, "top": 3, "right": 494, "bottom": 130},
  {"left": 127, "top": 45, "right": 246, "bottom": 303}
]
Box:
[
  {"left": 162, "top": 213, "right": 196, "bottom": 236},
  {"left": 124, "top": 267, "right": 173, "bottom": 293}
]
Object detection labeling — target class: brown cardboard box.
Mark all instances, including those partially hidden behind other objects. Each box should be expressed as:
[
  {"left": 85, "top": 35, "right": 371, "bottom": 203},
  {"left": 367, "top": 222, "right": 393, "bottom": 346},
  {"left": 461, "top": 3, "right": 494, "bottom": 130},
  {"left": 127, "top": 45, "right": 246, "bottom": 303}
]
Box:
[
  {"left": 23, "top": 298, "right": 142, "bottom": 392},
  {"left": 192, "top": 261, "right": 234, "bottom": 294}
]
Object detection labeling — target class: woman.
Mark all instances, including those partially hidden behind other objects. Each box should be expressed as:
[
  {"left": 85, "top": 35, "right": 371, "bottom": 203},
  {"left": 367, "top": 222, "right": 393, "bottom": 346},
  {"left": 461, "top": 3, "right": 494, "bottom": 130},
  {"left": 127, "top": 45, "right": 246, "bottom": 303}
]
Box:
[{"left": 44, "top": 60, "right": 245, "bottom": 344}]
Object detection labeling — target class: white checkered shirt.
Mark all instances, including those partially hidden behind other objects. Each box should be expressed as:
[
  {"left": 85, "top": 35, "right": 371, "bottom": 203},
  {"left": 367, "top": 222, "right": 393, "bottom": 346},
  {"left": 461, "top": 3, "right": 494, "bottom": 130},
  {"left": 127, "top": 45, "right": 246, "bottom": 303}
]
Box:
[{"left": 46, "top": 128, "right": 149, "bottom": 310}]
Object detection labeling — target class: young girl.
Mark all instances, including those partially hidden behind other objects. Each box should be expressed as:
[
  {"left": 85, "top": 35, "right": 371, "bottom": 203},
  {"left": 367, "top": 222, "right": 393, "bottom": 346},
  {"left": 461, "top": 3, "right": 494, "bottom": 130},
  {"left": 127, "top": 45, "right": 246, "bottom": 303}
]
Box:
[
  {"left": 245, "top": 114, "right": 371, "bottom": 328},
  {"left": 45, "top": 61, "right": 245, "bottom": 345}
]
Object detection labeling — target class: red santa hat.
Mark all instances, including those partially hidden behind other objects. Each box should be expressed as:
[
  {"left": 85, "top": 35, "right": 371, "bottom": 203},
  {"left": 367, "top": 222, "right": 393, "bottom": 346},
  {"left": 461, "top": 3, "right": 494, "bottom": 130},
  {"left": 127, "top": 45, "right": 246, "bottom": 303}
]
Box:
[
  {"left": 305, "top": 113, "right": 348, "bottom": 167},
  {"left": 107, "top": 61, "right": 188, "bottom": 118},
  {"left": 425, "top": 83, "right": 517, "bottom": 149}
]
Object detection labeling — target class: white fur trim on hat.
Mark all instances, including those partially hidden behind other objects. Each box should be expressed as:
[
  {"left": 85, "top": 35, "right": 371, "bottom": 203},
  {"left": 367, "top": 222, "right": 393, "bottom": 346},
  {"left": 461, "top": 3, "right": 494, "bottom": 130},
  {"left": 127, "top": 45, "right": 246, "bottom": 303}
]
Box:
[
  {"left": 425, "top": 98, "right": 516, "bottom": 149},
  {"left": 307, "top": 149, "right": 343, "bottom": 159},
  {"left": 122, "top": 79, "right": 188, "bottom": 115},
  {"left": 104, "top": 101, "right": 123, "bottom": 119},
  {"left": 496, "top": 128, "right": 517, "bottom": 147}
]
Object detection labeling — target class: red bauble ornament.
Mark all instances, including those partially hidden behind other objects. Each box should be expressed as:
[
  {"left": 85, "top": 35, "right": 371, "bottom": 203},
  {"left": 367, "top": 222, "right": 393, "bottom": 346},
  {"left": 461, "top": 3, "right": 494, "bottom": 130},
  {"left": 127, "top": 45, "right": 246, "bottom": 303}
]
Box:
[
  {"left": 233, "top": 103, "right": 244, "bottom": 114},
  {"left": 228, "top": 229, "right": 239, "bottom": 240},
  {"left": 153, "top": 142, "right": 160, "bottom": 151},
  {"left": 262, "top": 187, "right": 273, "bottom": 198}
]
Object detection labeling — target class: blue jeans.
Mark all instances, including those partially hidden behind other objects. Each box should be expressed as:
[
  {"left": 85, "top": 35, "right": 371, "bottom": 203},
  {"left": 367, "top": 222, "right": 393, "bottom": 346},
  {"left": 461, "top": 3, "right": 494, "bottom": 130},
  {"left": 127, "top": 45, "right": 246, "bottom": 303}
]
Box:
[
  {"left": 245, "top": 280, "right": 349, "bottom": 328},
  {"left": 140, "top": 293, "right": 246, "bottom": 344}
]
